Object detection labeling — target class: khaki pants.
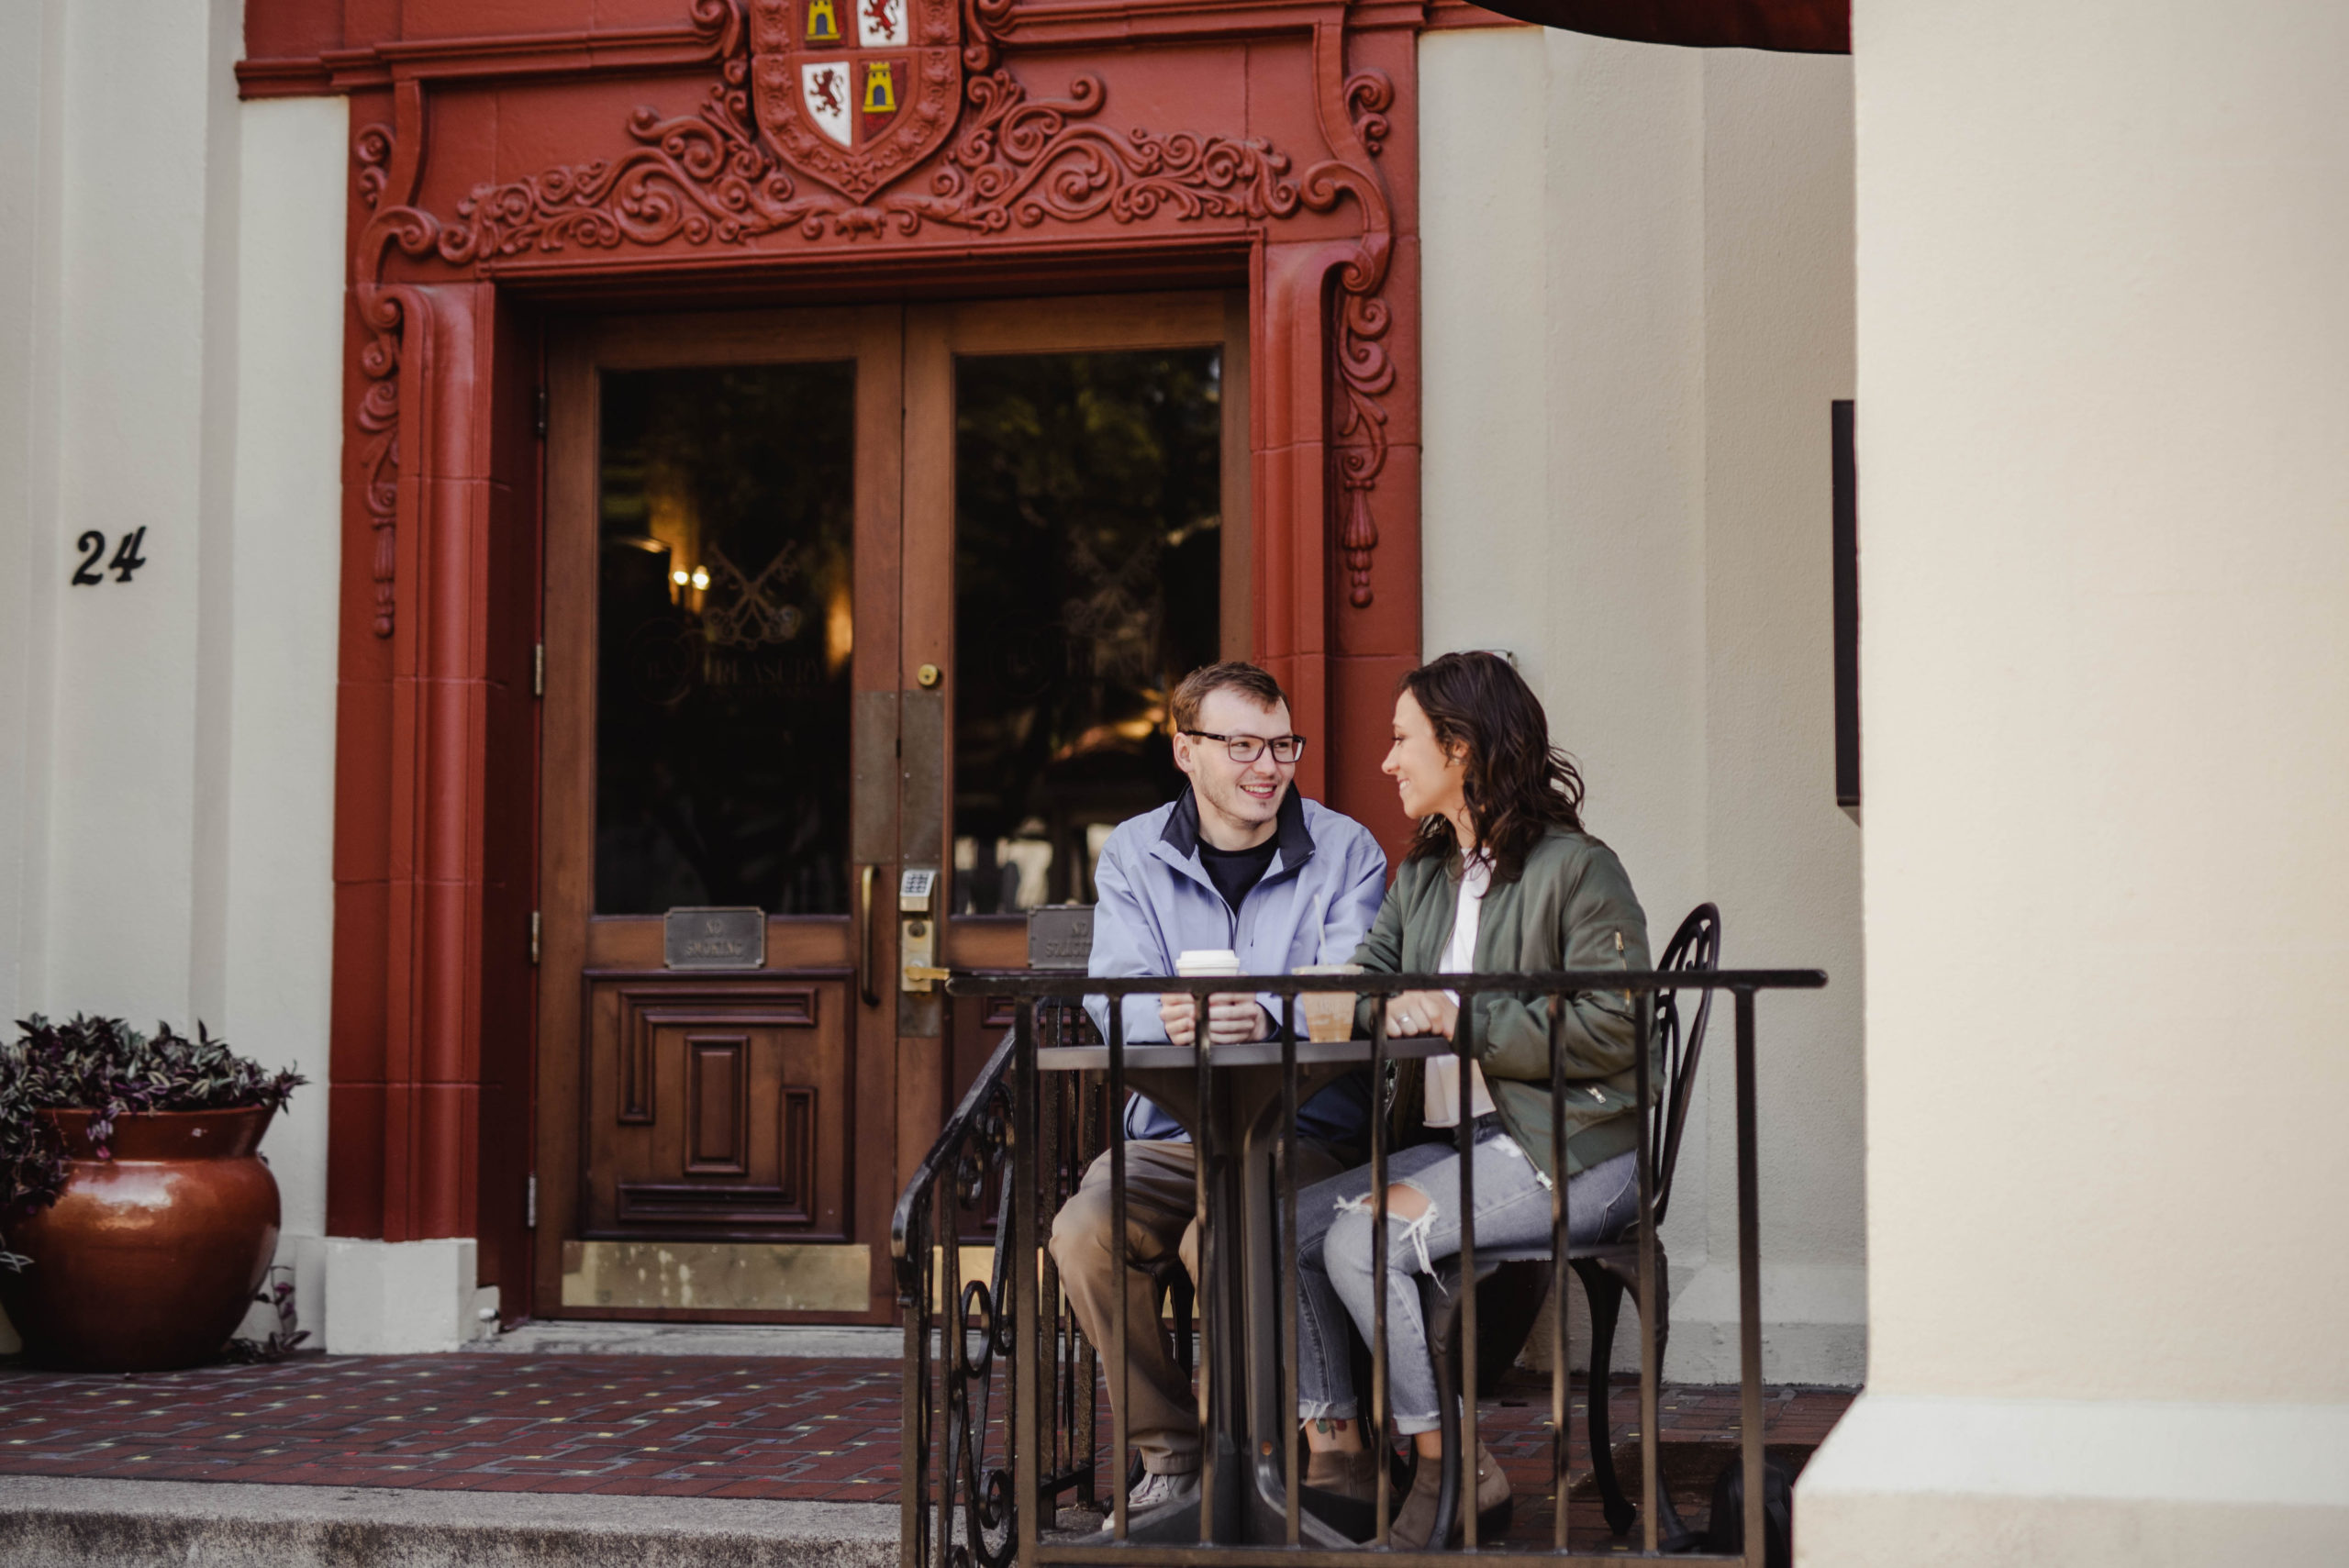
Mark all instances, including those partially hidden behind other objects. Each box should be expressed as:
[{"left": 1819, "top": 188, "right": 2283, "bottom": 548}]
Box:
[{"left": 1049, "top": 1137, "right": 1346, "bottom": 1476}]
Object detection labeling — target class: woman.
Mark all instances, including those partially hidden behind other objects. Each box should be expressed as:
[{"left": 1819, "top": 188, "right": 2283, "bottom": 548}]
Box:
[{"left": 1289, "top": 651, "right": 1652, "bottom": 1548}]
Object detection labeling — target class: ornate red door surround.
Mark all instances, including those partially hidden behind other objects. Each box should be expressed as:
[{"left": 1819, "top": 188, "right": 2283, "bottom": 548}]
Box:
[{"left": 243, "top": 0, "right": 1497, "bottom": 1295}]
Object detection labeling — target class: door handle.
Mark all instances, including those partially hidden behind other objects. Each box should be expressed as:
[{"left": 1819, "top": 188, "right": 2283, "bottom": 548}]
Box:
[{"left": 860, "top": 864, "right": 882, "bottom": 1007}]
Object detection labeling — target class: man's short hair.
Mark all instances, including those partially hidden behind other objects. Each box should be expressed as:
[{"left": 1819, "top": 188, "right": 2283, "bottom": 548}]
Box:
[{"left": 1169, "top": 662, "right": 1289, "bottom": 734}]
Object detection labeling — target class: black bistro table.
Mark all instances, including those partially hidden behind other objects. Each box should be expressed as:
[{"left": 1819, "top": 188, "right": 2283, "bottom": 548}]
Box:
[{"left": 1030, "top": 1017, "right": 1448, "bottom": 1549}]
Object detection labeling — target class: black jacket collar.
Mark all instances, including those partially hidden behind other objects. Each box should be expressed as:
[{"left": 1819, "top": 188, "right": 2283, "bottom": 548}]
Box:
[{"left": 1161, "top": 784, "right": 1314, "bottom": 871}]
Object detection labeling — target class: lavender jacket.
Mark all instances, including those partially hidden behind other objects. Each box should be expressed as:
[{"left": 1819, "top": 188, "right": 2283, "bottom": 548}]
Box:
[{"left": 1085, "top": 785, "right": 1389, "bottom": 1143}]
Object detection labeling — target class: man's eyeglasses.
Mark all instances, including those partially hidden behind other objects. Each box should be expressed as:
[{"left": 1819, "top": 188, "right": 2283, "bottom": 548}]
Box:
[{"left": 1181, "top": 730, "right": 1308, "bottom": 764}]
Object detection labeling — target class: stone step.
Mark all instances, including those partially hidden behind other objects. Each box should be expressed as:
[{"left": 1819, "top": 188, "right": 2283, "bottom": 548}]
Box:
[
  {"left": 0, "top": 1476, "right": 899, "bottom": 1568},
  {"left": 464, "top": 1321, "right": 907, "bottom": 1358}
]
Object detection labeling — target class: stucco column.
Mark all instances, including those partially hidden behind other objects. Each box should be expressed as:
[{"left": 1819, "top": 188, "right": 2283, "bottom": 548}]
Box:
[{"left": 1802, "top": 1, "right": 2349, "bottom": 1560}]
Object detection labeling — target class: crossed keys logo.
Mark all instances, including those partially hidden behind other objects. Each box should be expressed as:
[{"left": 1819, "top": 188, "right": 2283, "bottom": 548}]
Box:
[
  {"left": 700, "top": 542, "right": 807, "bottom": 649},
  {"left": 748, "top": 0, "right": 962, "bottom": 202}
]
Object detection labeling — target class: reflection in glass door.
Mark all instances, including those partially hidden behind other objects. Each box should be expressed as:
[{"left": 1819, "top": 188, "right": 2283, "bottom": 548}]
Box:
[
  {"left": 951, "top": 349, "right": 1227, "bottom": 912},
  {"left": 596, "top": 363, "right": 857, "bottom": 916}
]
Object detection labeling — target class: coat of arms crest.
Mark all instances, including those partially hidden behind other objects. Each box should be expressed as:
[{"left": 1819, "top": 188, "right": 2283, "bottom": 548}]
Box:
[{"left": 747, "top": 0, "right": 963, "bottom": 202}]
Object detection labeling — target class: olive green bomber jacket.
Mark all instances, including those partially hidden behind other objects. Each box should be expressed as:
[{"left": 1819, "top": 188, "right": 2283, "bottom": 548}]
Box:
[{"left": 1349, "top": 828, "right": 1652, "bottom": 1183}]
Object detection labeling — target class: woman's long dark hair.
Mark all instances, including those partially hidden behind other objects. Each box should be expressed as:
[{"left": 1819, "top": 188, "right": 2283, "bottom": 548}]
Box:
[{"left": 1400, "top": 651, "right": 1586, "bottom": 885}]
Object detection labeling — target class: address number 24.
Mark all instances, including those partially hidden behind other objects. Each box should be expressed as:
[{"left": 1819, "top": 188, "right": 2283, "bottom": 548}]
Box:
[{"left": 72, "top": 529, "right": 148, "bottom": 585}]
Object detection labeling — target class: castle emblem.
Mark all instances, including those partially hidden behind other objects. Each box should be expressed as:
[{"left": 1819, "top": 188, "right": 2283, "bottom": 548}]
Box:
[{"left": 748, "top": 0, "right": 963, "bottom": 201}]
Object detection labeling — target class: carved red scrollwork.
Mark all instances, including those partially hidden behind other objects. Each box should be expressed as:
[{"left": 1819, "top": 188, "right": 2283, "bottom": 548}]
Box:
[
  {"left": 1311, "top": 22, "right": 1396, "bottom": 610},
  {"left": 351, "top": 0, "right": 1400, "bottom": 629},
  {"left": 352, "top": 293, "right": 403, "bottom": 639},
  {"left": 352, "top": 95, "right": 432, "bottom": 640}
]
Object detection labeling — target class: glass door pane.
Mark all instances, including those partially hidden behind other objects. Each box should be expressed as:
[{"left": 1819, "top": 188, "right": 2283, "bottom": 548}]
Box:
[
  {"left": 952, "top": 349, "right": 1224, "bottom": 912},
  {"left": 595, "top": 362, "right": 857, "bottom": 915}
]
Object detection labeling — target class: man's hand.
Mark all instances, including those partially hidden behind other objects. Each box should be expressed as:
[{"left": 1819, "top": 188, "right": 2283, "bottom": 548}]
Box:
[{"left": 1160, "top": 993, "right": 1273, "bottom": 1046}]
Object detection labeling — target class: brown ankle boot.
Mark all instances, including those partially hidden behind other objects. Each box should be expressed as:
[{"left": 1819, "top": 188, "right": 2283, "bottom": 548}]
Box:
[
  {"left": 1388, "top": 1452, "right": 1445, "bottom": 1548},
  {"left": 1470, "top": 1440, "right": 1512, "bottom": 1531},
  {"left": 1388, "top": 1441, "right": 1511, "bottom": 1548},
  {"left": 1304, "top": 1446, "right": 1380, "bottom": 1503}
]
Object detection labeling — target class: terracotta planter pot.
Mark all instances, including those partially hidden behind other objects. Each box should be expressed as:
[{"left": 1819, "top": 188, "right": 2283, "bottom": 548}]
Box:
[{"left": 0, "top": 1106, "right": 281, "bottom": 1372}]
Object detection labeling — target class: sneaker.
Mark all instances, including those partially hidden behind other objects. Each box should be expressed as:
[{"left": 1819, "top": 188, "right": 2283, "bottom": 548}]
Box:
[{"left": 1097, "top": 1467, "right": 1199, "bottom": 1533}]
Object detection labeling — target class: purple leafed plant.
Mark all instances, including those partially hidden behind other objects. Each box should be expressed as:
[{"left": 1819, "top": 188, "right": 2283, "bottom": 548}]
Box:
[
  {"left": 223, "top": 1265, "right": 312, "bottom": 1363},
  {"left": 0, "top": 1015, "right": 305, "bottom": 1269}
]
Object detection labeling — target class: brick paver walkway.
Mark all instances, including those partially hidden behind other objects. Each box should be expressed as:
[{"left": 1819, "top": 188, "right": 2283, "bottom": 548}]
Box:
[
  {"left": 0, "top": 1352, "right": 1852, "bottom": 1535},
  {"left": 0, "top": 1356, "right": 904, "bottom": 1500},
  {"left": 1477, "top": 1367, "right": 1843, "bottom": 1548}
]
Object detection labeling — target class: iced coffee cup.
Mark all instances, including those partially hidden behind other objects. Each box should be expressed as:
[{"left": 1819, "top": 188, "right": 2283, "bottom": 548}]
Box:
[{"left": 1293, "top": 962, "right": 1364, "bottom": 1042}]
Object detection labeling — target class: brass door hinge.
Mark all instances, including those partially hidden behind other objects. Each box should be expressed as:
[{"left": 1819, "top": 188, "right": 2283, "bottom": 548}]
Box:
[
  {"left": 532, "top": 642, "right": 544, "bottom": 698},
  {"left": 529, "top": 911, "right": 541, "bottom": 966}
]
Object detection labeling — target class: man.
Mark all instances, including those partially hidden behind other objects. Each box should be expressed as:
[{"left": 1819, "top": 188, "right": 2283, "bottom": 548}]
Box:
[{"left": 1051, "top": 661, "right": 1388, "bottom": 1519}]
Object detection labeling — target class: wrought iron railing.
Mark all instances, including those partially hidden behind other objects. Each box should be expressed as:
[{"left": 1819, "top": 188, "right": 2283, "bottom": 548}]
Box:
[
  {"left": 894, "top": 959, "right": 1825, "bottom": 1567},
  {"left": 895, "top": 995, "right": 1105, "bottom": 1568}
]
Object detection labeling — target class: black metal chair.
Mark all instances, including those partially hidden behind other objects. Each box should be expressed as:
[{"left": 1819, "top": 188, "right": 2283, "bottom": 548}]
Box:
[{"left": 1416, "top": 902, "right": 1722, "bottom": 1546}]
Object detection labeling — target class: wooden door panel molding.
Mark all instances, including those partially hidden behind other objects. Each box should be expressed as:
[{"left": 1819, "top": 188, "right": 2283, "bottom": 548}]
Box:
[
  {"left": 579, "top": 309, "right": 879, "bottom": 367},
  {"left": 685, "top": 1036, "right": 750, "bottom": 1173},
  {"left": 942, "top": 918, "right": 1024, "bottom": 969},
  {"left": 936, "top": 292, "right": 1228, "bottom": 356},
  {"left": 582, "top": 970, "right": 851, "bottom": 1244},
  {"left": 614, "top": 1174, "right": 813, "bottom": 1229},
  {"left": 607, "top": 1083, "right": 825, "bottom": 1228},
  {"left": 584, "top": 915, "right": 852, "bottom": 971},
  {"left": 615, "top": 988, "right": 821, "bottom": 1137}
]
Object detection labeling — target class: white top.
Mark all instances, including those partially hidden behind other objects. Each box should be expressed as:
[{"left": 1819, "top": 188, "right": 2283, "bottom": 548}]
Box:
[{"left": 1425, "top": 853, "right": 1497, "bottom": 1127}]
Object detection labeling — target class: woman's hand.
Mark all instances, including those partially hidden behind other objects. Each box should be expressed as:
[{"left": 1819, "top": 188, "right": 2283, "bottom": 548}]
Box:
[{"left": 1384, "top": 990, "right": 1459, "bottom": 1040}]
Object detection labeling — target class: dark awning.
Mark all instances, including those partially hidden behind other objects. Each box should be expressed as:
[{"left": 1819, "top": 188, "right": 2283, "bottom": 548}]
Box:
[{"left": 1464, "top": 0, "right": 1847, "bottom": 54}]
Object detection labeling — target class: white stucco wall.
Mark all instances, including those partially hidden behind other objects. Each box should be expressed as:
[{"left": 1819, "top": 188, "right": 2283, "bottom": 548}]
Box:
[
  {"left": 0, "top": 2, "right": 343, "bottom": 1348},
  {"left": 1420, "top": 27, "right": 1864, "bottom": 1385},
  {"left": 0, "top": 2, "right": 65, "bottom": 1050},
  {"left": 41, "top": 0, "right": 229, "bottom": 1026},
  {"left": 1801, "top": 0, "right": 2349, "bottom": 1558},
  {"left": 223, "top": 95, "right": 347, "bottom": 1292}
]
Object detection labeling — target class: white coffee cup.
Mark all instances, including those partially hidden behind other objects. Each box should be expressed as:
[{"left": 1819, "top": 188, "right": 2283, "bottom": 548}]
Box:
[{"left": 1168, "top": 951, "right": 1243, "bottom": 1049}]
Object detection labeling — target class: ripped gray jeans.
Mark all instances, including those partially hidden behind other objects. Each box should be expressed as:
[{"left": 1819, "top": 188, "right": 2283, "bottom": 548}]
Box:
[{"left": 1293, "top": 1118, "right": 1638, "bottom": 1435}]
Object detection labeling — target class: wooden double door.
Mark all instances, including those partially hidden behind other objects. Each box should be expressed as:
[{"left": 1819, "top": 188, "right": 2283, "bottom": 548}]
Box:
[{"left": 535, "top": 295, "right": 1248, "bottom": 1321}]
